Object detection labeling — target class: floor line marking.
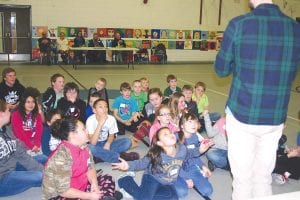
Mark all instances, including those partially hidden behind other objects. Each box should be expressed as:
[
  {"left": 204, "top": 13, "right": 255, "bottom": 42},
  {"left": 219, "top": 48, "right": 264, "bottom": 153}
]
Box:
[{"left": 59, "top": 65, "right": 87, "bottom": 90}]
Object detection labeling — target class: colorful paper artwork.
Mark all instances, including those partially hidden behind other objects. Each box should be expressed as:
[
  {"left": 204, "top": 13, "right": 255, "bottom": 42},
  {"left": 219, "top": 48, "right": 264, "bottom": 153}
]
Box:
[
  {"left": 200, "top": 40, "right": 208, "bottom": 51},
  {"left": 184, "top": 40, "right": 193, "bottom": 49},
  {"left": 116, "top": 28, "right": 125, "bottom": 38},
  {"left": 160, "top": 29, "right": 168, "bottom": 39},
  {"left": 88, "top": 28, "right": 97, "bottom": 38},
  {"left": 133, "top": 40, "right": 142, "bottom": 49},
  {"left": 176, "top": 30, "right": 185, "bottom": 40},
  {"left": 124, "top": 29, "right": 133, "bottom": 38},
  {"left": 168, "top": 41, "right": 176, "bottom": 49},
  {"left": 193, "top": 31, "right": 201, "bottom": 40},
  {"left": 201, "top": 31, "right": 208, "bottom": 40},
  {"left": 176, "top": 41, "right": 184, "bottom": 49},
  {"left": 57, "top": 27, "right": 69, "bottom": 37},
  {"left": 78, "top": 27, "right": 88, "bottom": 37},
  {"left": 133, "top": 29, "right": 142, "bottom": 39},
  {"left": 97, "top": 28, "right": 107, "bottom": 37},
  {"left": 142, "top": 40, "right": 151, "bottom": 49},
  {"left": 107, "top": 28, "right": 116, "bottom": 38},
  {"left": 141, "top": 29, "right": 151, "bottom": 39},
  {"left": 192, "top": 41, "right": 201, "bottom": 50},
  {"left": 168, "top": 30, "right": 177, "bottom": 39},
  {"left": 48, "top": 27, "right": 57, "bottom": 37},
  {"left": 151, "top": 29, "right": 161, "bottom": 39}
]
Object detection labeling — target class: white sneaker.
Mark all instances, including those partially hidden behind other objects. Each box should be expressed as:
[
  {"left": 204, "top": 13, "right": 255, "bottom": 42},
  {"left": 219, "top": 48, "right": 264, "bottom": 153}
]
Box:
[
  {"left": 119, "top": 188, "right": 133, "bottom": 199},
  {"left": 126, "top": 171, "right": 136, "bottom": 177}
]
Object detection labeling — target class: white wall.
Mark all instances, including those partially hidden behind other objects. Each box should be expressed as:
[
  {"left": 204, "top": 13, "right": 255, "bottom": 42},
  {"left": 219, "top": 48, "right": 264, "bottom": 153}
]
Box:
[{"left": 2, "top": 0, "right": 300, "bottom": 61}]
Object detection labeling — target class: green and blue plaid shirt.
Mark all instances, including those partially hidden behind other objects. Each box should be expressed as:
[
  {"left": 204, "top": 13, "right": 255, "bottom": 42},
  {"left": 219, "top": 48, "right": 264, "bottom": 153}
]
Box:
[{"left": 215, "top": 4, "right": 300, "bottom": 125}]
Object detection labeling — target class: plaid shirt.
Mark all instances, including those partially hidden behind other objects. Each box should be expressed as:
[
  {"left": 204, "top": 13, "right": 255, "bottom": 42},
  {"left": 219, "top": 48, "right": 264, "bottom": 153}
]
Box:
[{"left": 215, "top": 4, "right": 300, "bottom": 125}]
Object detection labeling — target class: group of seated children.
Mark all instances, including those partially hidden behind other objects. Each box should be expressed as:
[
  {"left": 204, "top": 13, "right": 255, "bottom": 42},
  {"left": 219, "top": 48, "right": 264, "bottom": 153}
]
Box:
[{"left": 5, "top": 67, "right": 298, "bottom": 199}]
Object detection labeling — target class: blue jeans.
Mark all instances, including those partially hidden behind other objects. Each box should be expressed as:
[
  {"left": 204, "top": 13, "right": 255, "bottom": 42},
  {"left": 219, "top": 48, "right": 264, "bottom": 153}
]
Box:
[
  {"left": 89, "top": 137, "right": 131, "bottom": 163},
  {"left": 206, "top": 148, "right": 229, "bottom": 169},
  {"left": 0, "top": 170, "right": 42, "bottom": 197},
  {"left": 297, "top": 131, "right": 300, "bottom": 146},
  {"left": 188, "top": 165, "right": 213, "bottom": 197},
  {"left": 118, "top": 174, "right": 188, "bottom": 200}
]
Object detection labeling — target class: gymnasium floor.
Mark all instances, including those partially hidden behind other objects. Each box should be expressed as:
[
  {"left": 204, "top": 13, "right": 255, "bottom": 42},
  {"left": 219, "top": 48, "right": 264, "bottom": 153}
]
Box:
[{"left": 0, "top": 62, "right": 299, "bottom": 200}]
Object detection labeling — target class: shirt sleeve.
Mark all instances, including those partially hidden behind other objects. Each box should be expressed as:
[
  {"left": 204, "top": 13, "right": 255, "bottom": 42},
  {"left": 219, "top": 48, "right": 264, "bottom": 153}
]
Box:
[
  {"left": 109, "top": 116, "right": 119, "bottom": 135},
  {"left": 43, "top": 146, "right": 72, "bottom": 196}
]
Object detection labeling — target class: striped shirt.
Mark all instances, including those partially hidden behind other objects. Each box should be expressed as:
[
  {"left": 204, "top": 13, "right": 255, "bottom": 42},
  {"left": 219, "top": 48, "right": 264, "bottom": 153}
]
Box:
[{"left": 215, "top": 4, "right": 300, "bottom": 125}]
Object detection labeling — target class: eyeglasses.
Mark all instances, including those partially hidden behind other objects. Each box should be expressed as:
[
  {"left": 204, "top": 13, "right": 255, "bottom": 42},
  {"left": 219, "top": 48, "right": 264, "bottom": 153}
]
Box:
[{"left": 159, "top": 113, "right": 171, "bottom": 117}]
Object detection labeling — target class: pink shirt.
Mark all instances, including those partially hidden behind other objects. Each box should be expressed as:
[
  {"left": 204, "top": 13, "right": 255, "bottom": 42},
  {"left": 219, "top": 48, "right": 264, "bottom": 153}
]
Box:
[
  {"left": 149, "top": 120, "right": 179, "bottom": 144},
  {"left": 11, "top": 110, "right": 43, "bottom": 149}
]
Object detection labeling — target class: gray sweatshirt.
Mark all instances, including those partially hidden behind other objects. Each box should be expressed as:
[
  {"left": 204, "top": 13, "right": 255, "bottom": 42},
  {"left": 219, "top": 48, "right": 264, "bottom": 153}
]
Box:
[
  {"left": 0, "top": 126, "right": 43, "bottom": 177},
  {"left": 128, "top": 144, "right": 187, "bottom": 185},
  {"left": 204, "top": 113, "right": 228, "bottom": 150}
]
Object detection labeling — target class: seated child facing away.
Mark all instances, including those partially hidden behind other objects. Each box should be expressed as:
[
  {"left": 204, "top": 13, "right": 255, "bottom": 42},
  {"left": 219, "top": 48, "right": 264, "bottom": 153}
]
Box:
[
  {"left": 163, "top": 74, "right": 182, "bottom": 98},
  {"left": 41, "top": 109, "right": 62, "bottom": 156},
  {"left": 42, "top": 118, "right": 118, "bottom": 200},
  {"left": 140, "top": 77, "right": 150, "bottom": 93},
  {"left": 112, "top": 82, "right": 140, "bottom": 135},
  {"left": 203, "top": 110, "right": 229, "bottom": 171},
  {"left": 112, "top": 127, "right": 189, "bottom": 200},
  {"left": 88, "top": 77, "right": 109, "bottom": 108},
  {"left": 86, "top": 99, "right": 139, "bottom": 163},
  {"left": 178, "top": 113, "right": 213, "bottom": 199},
  {"left": 131, "top": 80, "right": 148, "bottom": 113},
  {"left": 149, "top": 104, "right": 179, "bottom": 144}
]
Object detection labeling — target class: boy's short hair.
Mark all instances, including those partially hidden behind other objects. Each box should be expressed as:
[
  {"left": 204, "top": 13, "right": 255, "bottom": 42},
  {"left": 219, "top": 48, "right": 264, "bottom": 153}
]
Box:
[
  {"left": 140, "top": 77, "right": 149, "bottom": 82},
  {"left": 166, "top": 74, "right": 177, "bottom": 83},
  {"left": 195, "top": 81, "right": 206, "bottom": 91},
  {"left": 120, "top": 82, "right": 131, "bottom": 91},
  {"left": 89, "top": 92, "right": 101, "bottom": 99},
  {"left": 50, "top": 73, "right": 64, "bottom": 84},
  {"left": 132, "top": 80, "right": 141, "bottom": 85},
  {"left": 182, "top": 85, "right": 193, "bottom": 92},
  {"left": 97, "top": 77, "right": 107, "bottom": 85},
  {"left": 63, "top": 82, "right": 79, "bottom": 96},
  {"left": 93, "top": 98, "right": 107, "bottom": 108},
  {"left": 148, "top": 88, "right": 163, "bottom": 98},
  {"left": 2, "top": 67, "right": 16, "bottom": 78}
]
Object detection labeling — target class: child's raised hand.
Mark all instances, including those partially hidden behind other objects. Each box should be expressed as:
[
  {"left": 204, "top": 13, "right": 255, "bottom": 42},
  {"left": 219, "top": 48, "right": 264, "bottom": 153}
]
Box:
[
  {"left": 199, "top": 139, "right": 215, "bottom": 154},
  {"left": 201, "top": 165, "right": 212, "bottom": 178},
  {"left": 203, "top": 109, "right": 209, "bottom": 116},
  {"left": 111, "top": 158, "right": 129, "bottom": 171}
]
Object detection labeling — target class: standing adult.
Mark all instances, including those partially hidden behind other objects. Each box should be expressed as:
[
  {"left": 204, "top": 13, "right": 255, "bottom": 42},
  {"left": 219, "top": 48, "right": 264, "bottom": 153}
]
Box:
[
  {"left": 214, "top": 1, "right": 300, "bottom": 199},
  {"left": 0, "top": 67, "right": 25, "bottom": 111}
]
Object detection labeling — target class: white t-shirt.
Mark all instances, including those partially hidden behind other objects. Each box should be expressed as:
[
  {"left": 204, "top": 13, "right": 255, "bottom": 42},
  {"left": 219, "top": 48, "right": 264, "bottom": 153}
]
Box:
[{"left": 86, "top": 114, "right": 118, "bottom": 142}]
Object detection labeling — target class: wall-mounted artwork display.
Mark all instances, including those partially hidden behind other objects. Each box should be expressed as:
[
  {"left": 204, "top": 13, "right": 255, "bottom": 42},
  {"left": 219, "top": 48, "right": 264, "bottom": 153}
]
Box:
[
  {"left": 168, "top": 30, "right": 177, "bottom": 39},
  {"left": 107, "top": 28, "right": 116, "bottom": 38},
  {"left": 124, "top": 29, "right": 133, "bottom": 38},
  {"left": 168, "top": 41, "right": 176, "bottom": 49},
  {"left": 176, "top": 41, "right": 184, "bottom": 49},
  {"left": 151, "top": 29, "right": 161, "bottom": 39},
  {"left": 133, "top": 29, "right": 142, "bottom": 38},
  {"left": 193, "top": 31, "right": 201, "bottom": 39},
  {"left": 32, "top": 26, "right": 222, "bottom": 52},
  {"left": 141, "top": 29, "right": 151, "bottom": 39},
  {"left": 160, "top": 29, "right": 168, "bottom": 39}
]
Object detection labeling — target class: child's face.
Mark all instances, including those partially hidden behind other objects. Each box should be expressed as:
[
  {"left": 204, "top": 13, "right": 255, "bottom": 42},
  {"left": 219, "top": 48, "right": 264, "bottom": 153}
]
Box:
[
  {"left": 195, "top": 86, "right": 205, "bottom": 97},
  {"left": 66, "top": 89, "right": 78, "bottom": 103},
  {"left": 0, "top": 107, "right": 11, "bottom": 125},
  {"left": 89, "top": 96, "right": 100, "bottom": 107},
  {"left": 141, "top": 80, "right": 149, "bottom": 90},
  {"left": 52, "top": 77, "right": 64, "bottom": 92},
  {"left": 121, "top": 89, "right": 131, "bottom": 99},
  {"left": 4, "top": 72, "right": 16, "bottom": 87},
  {"left": 182, "top": 89, "right": 193, "bottom": 101},
  {"left": 49, "top": 114, "right": 61, "bottom": 125},
  {"left": 149, "top": 93, "right": 162, "bottom": 109},
  {"left": 157, "top": 107, "right": 172, "bottom": 125},
  {"left": 25, "top": 96, "right": 35, "bottom": 113},
  {"left": 181, "top": 118, "right": 198, "bottom": 135},
  {"left": 177, "top": 96, "right": 186, "bottom": 111},
  {"left": 73, "top": 121, "right": 89, "bottom": 147},
  {"left": 95, "top": 80, "right": 105, "bottom": 91},
  {"left": 157, "top": 128, "right": 176, "bottom": 147},
  {"left": 93, "top": 101, "right": 108, "bottom": 116},
  {"left": 168, "top": 79, "right": 177, "bottom": 89},
  {"left": 132, "top": 82, "right": 142, "bottom": 94}
]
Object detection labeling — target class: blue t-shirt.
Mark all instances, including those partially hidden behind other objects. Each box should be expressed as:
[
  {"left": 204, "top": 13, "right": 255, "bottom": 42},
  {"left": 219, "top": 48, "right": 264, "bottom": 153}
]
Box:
[{"left": 112, "top": 96, "right": 138, "bottom": 120}]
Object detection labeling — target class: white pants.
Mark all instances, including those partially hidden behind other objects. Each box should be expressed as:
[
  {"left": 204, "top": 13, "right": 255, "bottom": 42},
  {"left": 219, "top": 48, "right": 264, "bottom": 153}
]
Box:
[{"left": 226, "top": 113, "right": 283, "bottom": 200}]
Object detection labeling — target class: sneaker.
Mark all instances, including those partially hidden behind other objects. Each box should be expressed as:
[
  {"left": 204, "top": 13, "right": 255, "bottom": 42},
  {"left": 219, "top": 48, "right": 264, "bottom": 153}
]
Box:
[
  {"left": 120, "top": 152, "right": 140, "bottom": 161},
  {"left": 119, "top": 188, "right": 133, "bottom": 199},
  {"left": 208, "top": 160, "right": 215, "bottom": 172},
  {"left": 272, "top": 173, "right": 288, "bottom": 185}
]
